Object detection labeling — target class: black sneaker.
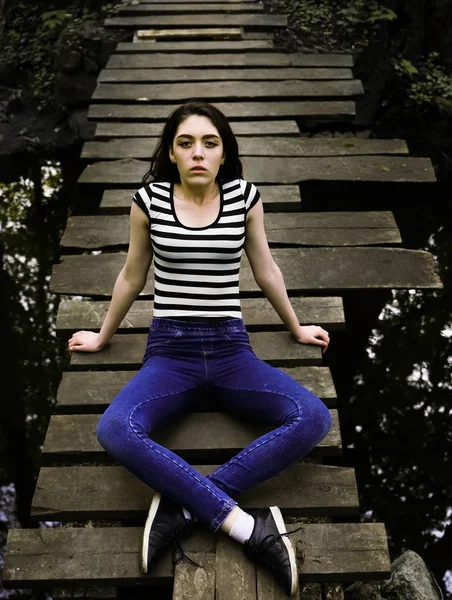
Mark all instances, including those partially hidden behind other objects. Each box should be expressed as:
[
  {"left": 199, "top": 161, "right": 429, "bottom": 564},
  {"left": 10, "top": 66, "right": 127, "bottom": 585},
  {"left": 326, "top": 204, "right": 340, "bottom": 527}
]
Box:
[
  {"left": 141, "top": 492, "right": 193, "bottom": 574},
  {"left": 243, "top": 506, "right": 299, "bottom": 597}
]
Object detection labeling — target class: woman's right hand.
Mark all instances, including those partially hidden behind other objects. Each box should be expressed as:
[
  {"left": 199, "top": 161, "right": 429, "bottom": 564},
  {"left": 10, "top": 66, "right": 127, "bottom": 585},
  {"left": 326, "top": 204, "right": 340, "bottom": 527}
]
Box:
[{"left": 68, "top": 331, "right": 108, "bottom": 353}]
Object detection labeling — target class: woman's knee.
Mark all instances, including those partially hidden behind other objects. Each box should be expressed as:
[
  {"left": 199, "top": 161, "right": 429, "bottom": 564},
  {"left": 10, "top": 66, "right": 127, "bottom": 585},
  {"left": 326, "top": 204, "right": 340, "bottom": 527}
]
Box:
[
  {"left": 97, "top": 410, "right": 129, "bottom": 456},
  {"left": 308, "top": 394, "right": 332, "bottom": 443}
]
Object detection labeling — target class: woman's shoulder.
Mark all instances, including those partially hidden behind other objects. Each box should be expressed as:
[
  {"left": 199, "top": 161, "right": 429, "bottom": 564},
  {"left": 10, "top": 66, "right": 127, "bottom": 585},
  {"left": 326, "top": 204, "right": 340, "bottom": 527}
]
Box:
[{"left": 134, "top": 181, "right": 171, "bottom": 200}]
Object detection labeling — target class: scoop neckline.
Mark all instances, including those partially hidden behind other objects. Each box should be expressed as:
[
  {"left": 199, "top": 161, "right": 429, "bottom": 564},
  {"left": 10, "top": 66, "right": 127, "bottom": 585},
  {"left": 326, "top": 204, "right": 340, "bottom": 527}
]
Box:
[{"left": 170, "top": 182, "right": 224, "bottom": 231}]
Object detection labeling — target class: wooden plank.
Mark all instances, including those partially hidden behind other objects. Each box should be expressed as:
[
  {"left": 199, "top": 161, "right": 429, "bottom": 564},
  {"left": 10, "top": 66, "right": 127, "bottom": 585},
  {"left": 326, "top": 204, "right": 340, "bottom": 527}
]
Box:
[
  {"left": 117, "top": 2, "right": 264, "bottom": 12},
  {"left": 91, "top": 80, "right": 364, "bottom": 102},
  {"left": 104, "top": 15, "right": 288, "bottom": 28},
  {"left": 98, "top": 67, "right": 354, "bottom": 82},
  {"left": 115, "top": 40, "right": 275, "bottom": 52},
  {"left": 40, "top": 410, "right": 341, "bottom": 462},
  {"left": 99, "top": 185, "right": 301, "bottom": 212},
  {"left": 93, "top": 121, "right": 300, "bottom": 137},
  {"left": 60, "top": 213, "right": 401, "bottom": 249},
  {"left": 136, "top": 27, "right": 244, "bottom": 39},
  {"left": 50, "top": 248, "right": 443, "bottom": 296},
  {"left": 88, "top": 101, "right": 355, "bottom": 121},
  {"left": 55, "top": 367, "right": 338, "bottom": 412},
  {"left": 107, "top": 52, "right": 353, "bottom": 68},
  {"left": 173, "top": 553, "right": 216, "bottom": 600},
  {"left": 216, "top": 536, "right": 256, "bottom": 600},
  {"left": 257, "top": 565, "right": 291, "bottom": 599},
  {"left": 31, "top": 463, "right": 358, "bottom": 520},
  {"left": 67, "top": 332, "right": 322, "bottom": 368},
  {"left": 56, "top": 297, "right": 345, "bottom": 334},
  {"left": 3, "top": 523, "right": 390, "bottom": 587},
  {"left": 82, "top": 137, "right": 409, "bottom": 159},
  {"left": 77, "top": 156, "right": 435, "bottom": 184}
]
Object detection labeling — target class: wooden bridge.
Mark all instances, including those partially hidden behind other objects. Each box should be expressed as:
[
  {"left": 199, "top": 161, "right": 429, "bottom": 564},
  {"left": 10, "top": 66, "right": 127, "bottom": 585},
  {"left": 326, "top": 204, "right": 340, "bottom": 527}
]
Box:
[{"left": 3, "top": 0, "right": 443, "bottom": 598}]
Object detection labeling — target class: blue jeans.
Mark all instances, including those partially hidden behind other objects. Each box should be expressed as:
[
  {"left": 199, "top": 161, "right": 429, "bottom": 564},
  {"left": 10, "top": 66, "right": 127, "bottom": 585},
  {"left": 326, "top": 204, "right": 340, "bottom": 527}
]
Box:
[{"left": 97, "top": 318, "right": 331, "bottom": 531}]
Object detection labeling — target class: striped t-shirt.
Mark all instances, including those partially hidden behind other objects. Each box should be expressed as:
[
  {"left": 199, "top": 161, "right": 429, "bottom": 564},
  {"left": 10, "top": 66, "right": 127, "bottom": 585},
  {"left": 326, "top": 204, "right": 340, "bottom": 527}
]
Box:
[{"left": 132, "top": 178, "right": 261, "bottom": 318}]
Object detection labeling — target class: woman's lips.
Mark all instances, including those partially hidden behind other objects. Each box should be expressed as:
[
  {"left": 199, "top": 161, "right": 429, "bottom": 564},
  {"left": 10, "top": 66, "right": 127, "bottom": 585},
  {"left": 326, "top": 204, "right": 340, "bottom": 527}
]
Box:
[{"left": 190, "top": 167, "right": 207, "bottom": 171}]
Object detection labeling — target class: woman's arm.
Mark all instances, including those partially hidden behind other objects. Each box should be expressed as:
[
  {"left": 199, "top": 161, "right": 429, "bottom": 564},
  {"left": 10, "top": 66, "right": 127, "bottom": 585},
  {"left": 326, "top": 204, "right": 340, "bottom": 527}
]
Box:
[
  {"left": 244, "top": 199, "right": 329, "bottom": 354},
  {"left": 68, "top": 202, "right": 153, "bottom": 353}
]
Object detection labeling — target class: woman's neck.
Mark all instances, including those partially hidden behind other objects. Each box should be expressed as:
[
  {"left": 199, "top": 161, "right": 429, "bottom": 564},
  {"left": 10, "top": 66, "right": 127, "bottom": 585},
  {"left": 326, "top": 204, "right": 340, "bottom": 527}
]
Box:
[{"left": 175, "top": 180, "right": 219, "bottom": 206}]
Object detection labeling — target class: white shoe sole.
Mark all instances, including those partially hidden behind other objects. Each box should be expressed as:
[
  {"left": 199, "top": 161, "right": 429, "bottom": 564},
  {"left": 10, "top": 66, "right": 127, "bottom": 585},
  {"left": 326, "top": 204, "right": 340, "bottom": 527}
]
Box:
[
  {"left": 269, "top": 506, "right": 299, "bottom": 596},
  {"left": 141, "top": 492, "right": 162, "bottom": 574}
]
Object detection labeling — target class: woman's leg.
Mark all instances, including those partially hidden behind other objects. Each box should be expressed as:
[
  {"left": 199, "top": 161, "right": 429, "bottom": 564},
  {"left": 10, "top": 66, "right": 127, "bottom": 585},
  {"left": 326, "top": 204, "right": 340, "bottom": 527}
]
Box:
[
  {"left": 208, "top": 349, "right": 332, "bottom": 498},
  {"left": 96, "top": 354, "right": 237, "bottom": 531}
]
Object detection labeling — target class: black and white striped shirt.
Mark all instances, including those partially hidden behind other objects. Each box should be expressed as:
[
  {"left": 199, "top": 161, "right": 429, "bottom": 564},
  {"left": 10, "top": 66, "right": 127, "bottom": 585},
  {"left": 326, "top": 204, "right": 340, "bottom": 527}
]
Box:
[{"left": 133, "top": 178, "right": 261, "bottom": 318}]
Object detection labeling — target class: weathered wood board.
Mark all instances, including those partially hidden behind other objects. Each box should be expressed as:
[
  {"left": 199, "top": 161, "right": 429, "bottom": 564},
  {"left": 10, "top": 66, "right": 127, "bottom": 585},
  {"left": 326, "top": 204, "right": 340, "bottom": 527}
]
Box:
[
  {"left": 55, "top": 366, "right": 338, "bottom": 412},
  {"left": 107, "top": 52, "right": 353, "bottom": 68},
  {"left": 216, "top": 536, "right": 257, "bottom": 600},
  {"left": 116, "top": 40, "right": 274, "bottom": 51},
  {"left": 135, "top": 27, "right": 244, "bottom": 39},
  {"left": 104, "top": 15, "right": 288, "bottom": 28},
  {"left": 93, "top": 121, "right": 300, "bottom": 137},
  {"left": 114, "top": 47, "right": 351, "bottom": 69},
  {"left": 98, "top": 67, "right": 354, "bottom": 82},
  {"left": 56, "top": 297, "right": 345, "bottom": 333},
  {"left": 117, "top": 3, "right": 264, "bottom": 12},
  {"left": 68, "top": 332, "right": 322, "bottom": 367},
  {"left": 173, "top": 553, "right": 216, "bottom": 600},
  {"left": 31, "top": 463, "right": 358, "bottom": 520},
  {"left": 92, "top": 80, "right": 364, "bottom": 102},
  {"left": 82, "top": 137, "right": 409, "bottom": 158},
  {"left": 99, "top": 185, "right": 302, "bottom": 211},
  {"left": 3, "top": 523, "right": 390, "bottom": 586},
  {"left": 77, "top": 156, "right": 436, "bottom": 184},
  {"left": 88, "top": 101, "right": 356, "bottom": 121},
  {"left": 50, "top": 248, "right": 443, "bottom": 296},
  {"left": 41, "top": 411, "right": 341, "bottom": 462},
  {"left": 60, "top": 212, "right": 402, "bottom": 249}
]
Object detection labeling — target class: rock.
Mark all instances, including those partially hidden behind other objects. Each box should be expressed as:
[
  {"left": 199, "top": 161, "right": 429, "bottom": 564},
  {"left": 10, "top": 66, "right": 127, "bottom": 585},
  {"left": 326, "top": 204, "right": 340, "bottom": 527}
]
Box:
[
  {"left": 58, "top": 49, "right": 82, "bottom": 73},
  {"left": 68, "top": 108, "right": 96, "bottom": 141},
  {"left": 344, "top": 581, "right": 384, "bottom": 600},
  {"left": 381, "top": 550, "right": 441, "bottom": 600},
  {"left": 54, "top": 70, "right": 97, "bottom": 108},
  {"left": 83, "top": 55, "right": 100, "bottom": 74},
  {"left": 344, "top": 550, "right": 441, "bottom": 600}
]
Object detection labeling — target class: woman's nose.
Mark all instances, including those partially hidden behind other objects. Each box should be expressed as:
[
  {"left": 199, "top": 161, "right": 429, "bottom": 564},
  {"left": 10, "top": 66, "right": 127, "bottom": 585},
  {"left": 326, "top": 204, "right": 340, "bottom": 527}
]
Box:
[{"left": 192, "top": 143, "right": 204, "bottom": 158}]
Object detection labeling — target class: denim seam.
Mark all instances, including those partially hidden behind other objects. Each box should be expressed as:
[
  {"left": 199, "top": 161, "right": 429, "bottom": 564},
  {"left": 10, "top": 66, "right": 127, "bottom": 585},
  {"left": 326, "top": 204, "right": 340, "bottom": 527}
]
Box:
[
  {"left": 210, "top": 386, "right": 302, "bottom": 478},
  {"left": 127, "top": 387, "right": 232, "bottom": 513}
]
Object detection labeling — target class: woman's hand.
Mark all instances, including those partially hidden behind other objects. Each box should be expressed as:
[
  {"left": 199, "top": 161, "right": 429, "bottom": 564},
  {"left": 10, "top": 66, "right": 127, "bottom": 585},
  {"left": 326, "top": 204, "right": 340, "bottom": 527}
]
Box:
[
  {"left": 292, "top": 325, "right": 330, "bottom": 354},
  {"left": 68, "top": 331, "right": 108, "bottom": 353}
]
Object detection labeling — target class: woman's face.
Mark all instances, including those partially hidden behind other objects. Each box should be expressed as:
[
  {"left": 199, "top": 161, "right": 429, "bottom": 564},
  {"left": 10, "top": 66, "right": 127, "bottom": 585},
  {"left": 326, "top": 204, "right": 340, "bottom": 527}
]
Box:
[{"left": 169, "top": 115, "right": 225, "bottom": 185}]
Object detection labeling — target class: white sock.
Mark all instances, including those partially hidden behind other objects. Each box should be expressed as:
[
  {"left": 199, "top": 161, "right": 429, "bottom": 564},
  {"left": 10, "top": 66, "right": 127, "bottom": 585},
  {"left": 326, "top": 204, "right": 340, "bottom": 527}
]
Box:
[
  {"left": 182, "top": 508, "right": 193, "bottom": 521},
  {"left": 228, "top": 509, "right": 255, "bottom": 544}
]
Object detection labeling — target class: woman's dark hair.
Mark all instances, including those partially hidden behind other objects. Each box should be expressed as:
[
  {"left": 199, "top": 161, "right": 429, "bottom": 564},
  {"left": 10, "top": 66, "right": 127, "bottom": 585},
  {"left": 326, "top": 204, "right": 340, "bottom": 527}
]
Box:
[{"left": 142, "top": 100, "right": 243, "bottom": 184}]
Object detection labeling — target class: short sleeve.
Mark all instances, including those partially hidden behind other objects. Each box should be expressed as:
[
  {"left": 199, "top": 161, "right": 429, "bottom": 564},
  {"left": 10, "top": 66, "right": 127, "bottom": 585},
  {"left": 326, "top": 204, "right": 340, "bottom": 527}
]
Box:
[
  {"left": 132, "top": 185, "right": 152, "bottom": 225},
  {"left": 241, "top": 180, "right": 261, "bottom": 215}
]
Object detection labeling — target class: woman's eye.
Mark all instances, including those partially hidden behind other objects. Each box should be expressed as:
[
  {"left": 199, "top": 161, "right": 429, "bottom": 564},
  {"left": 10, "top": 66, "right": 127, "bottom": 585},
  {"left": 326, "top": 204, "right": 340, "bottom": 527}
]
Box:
[
  {"left": 205, "top": 142, "right": 217, "bottom": 147},
  {"left": 179, "top": 141, "right": 191, "bottom": 147}
]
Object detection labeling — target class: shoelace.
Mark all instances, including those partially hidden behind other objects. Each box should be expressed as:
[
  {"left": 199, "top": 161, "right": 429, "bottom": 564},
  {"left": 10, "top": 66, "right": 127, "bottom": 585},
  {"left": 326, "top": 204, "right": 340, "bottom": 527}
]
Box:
[
  {"left": 246, "top": 525, "right": 304, "bottom": 554},
  {"left": 172, "top": 525, "right": 304, "bottom": 567}
]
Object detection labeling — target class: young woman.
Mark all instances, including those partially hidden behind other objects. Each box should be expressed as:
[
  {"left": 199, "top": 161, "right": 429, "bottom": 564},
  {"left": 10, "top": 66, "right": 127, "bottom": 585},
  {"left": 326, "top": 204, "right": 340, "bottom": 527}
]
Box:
[{"left": 68, "top": 101, "right": 331, "bottom": 597}]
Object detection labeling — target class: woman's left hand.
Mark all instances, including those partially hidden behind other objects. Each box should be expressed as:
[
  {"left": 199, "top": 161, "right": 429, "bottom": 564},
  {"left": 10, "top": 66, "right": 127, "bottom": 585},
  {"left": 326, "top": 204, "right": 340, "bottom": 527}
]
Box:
[{"left": 292, "top": 325, "right": 330, "bottom": 354}]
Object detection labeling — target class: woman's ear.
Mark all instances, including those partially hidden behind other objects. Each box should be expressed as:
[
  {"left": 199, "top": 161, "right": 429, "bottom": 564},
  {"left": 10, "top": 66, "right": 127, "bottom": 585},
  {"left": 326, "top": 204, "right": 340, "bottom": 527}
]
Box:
[{"left": 169, "top": 146, "right": 176, "bottom": 164}]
